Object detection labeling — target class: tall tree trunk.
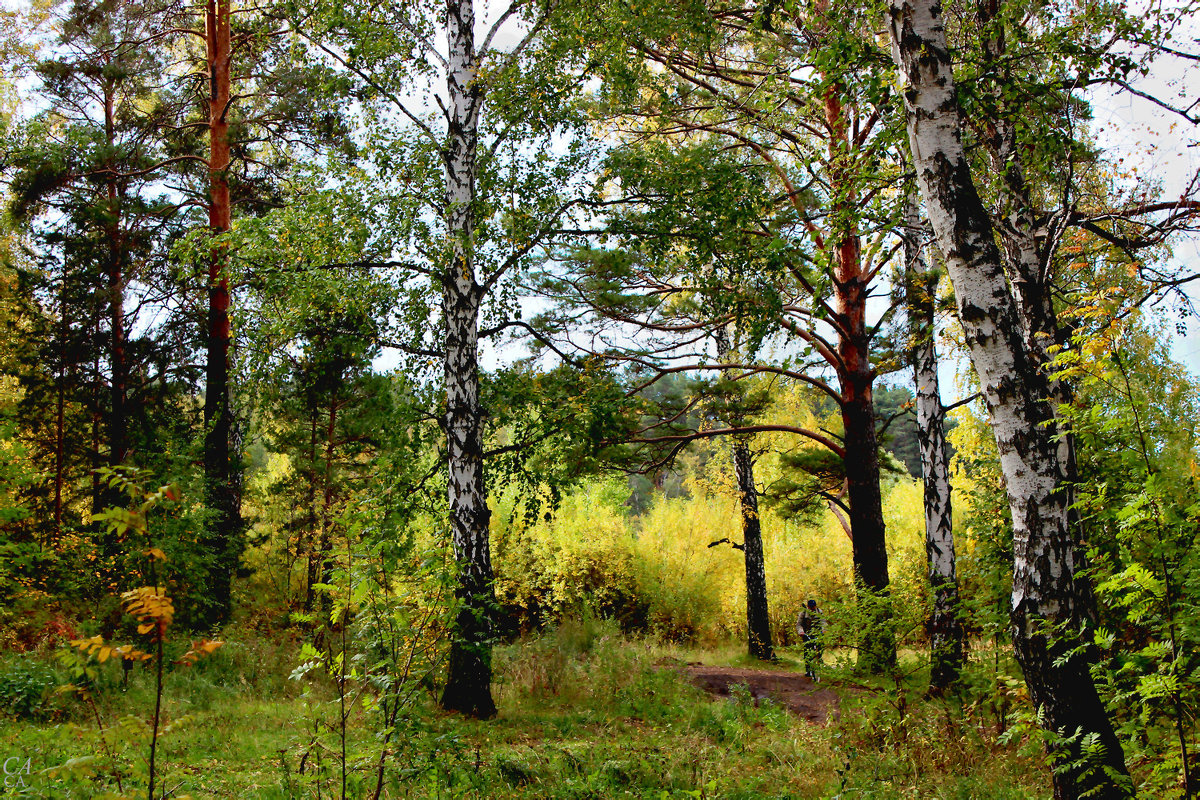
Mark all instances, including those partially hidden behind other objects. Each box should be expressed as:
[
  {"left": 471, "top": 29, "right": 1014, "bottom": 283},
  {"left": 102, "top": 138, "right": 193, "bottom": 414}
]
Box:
[
  {"left": 104, "top": 84, "right": 128, "bottom": 469},
  {"left": 94, "top": 82, "right": 129, "bottom": 583},
  {"left": 903, "top": 194, "right": 964, "bottom": 692},
  {"left": 839, "top": 356, "right": 894, "bottom": 672},
  {"left": 202, "top": 0, "right": 238, "bottom": 626},
  {"left": 973, "top": 0, "right": 1092, "bottom": 616},
  {"left": 90, "top": 333, "right": 102, "bottom": 515},
  {"left": 107, "top": 237, "right": 126, "bottom": 468},
  {"left": 887, "top": 2, "right": 1130, "bottom": 796},
  {"left": 439, "top": 0, "right": 497, "bottom": 720},
  {"left": 826, "top": 85, "right": 895, "bottom": 673},
  {"left": 53, "top": 280, "right": 68, "bottom": 540},
  {"left": 318, "top": 398, "right": 337, "bottom": 618},
  {"left": 732, "top": 439, "right": 773, "bottom": 660},
  {"left": 305, "top": 404, "right": 319, "bottom": 614},
  {"left": 53, "top": 377, "right": 65, "bottom": 537},
  {"left": 715, "top": 327, "right": 774, "bottom": 661}
]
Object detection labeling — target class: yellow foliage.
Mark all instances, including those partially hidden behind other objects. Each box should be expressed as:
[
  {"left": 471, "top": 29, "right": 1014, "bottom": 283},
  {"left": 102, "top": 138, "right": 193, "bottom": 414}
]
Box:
[
  {"left": 491, "top": 442, "right": 933, "bottom": 648},
  {"left": 176, "top": 639, "right": 224, "bottom": 667},
  {"left": 121, "top": 586, "right": 174, "bottom": 628}
]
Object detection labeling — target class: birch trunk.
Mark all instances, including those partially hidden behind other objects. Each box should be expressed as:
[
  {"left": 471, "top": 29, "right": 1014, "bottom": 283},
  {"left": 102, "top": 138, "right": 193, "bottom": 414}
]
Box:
[
  {"left": 202, "top": 0, "right": 238, "bottom": 625},
  {"left": 54, "top": 281, "right": 68, "bottom": 539},
  {"left": 90, "top": 335, "right": 101, "bottom": 514},
  {"left": 903, "top": 195, "right": 964, "bottom": 692},
  {"left": 318, "top": 398, "right": 337, "bottom": 618},
  {"left": 305, "top": 406, "right": 319, "bottom": 614},
  {"left": 973, "top": 0, "right": 1091, "bottom": 614},
  {"left": 887, "top": 1, "right": 1129, "bottom": 796},
  {"left": 439, "top": 0, "right": 497, "bottom": 719}
]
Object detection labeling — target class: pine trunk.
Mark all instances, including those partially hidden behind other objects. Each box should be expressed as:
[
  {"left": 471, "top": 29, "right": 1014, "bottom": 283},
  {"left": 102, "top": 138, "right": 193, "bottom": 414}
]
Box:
[
  {"left": 903, "top": 196, "right": 964, "bottom": 692},
  {"left": 839, "top": 364, "right": 894, "bottom": 672},
  {"left": 439, "top": 0, "right": 497, "bottom": 720},
  {"left": 887, "top": 1, "right": 1129, "bottom": 795},
  {"left": 733, "top": 439, "right": 773, "bottom": 660},
  {"left": 826, "top": 82, "right": 894, "bottom": 673},
  {"left": 202, "top": 0, "right": 238, "bottom": 626},
  {"left": 715, "top": 328, "right": 774, "bottom": 661},
  {"left": 104, "top": 84, "right": 128, "bottom": 470}
]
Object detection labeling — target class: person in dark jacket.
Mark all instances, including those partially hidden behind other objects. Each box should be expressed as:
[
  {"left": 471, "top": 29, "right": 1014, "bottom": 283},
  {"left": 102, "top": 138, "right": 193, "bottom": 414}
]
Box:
[{"left": 796, "top": 599, "right": 824, "bottom": 680}]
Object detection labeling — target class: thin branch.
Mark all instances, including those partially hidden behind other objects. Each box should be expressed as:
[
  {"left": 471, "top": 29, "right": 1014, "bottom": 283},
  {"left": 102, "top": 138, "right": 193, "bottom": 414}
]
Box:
[{"left": 623, "top": 424, "right": 846, "bottom": 458}]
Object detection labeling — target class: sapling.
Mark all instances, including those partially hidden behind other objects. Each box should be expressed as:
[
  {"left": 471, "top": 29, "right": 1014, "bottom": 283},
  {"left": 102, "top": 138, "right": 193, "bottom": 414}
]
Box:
[{"left": 63, "top": 468, "right": 223, "bottom": 800}]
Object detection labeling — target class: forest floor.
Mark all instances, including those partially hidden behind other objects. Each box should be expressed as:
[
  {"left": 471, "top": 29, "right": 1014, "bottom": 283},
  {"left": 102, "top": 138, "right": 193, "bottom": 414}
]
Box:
[
  {"left": 674, "top": 662, "right": 841, "bottom": 723},
  {"left": 0, "top": 620, "right": 1052, "bottom": 799}
]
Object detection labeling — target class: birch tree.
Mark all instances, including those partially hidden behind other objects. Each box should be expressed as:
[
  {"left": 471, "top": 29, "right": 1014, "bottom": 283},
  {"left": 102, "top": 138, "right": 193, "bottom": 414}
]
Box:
[
  {"left": 716, "top": 326, "right": 773, "bottom": 661},
  {"left": 900, "top": 194, "right": 964, "bottom": 692},
  {"left": 306, "top": 0, "right": 595, "bottom": 717},
  {"left": 887, "top": 0, "right": 1131, "bottom": 794}
]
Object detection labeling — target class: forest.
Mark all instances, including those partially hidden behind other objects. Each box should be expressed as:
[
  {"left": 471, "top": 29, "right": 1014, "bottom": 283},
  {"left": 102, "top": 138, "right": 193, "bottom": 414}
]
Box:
[{"left": 1, "top": 0, "right": 1199, "bottom": 797}]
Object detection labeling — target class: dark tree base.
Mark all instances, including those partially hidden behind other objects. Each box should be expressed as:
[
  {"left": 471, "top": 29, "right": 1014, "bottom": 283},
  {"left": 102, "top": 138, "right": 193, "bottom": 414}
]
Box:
[{"left": 441, "top": 638, "right": 497, "bottom": 720}]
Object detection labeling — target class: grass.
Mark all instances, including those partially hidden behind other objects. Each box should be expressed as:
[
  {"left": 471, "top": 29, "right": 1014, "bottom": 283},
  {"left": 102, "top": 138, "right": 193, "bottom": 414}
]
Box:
[{"left": 0, "top": 619, "right": 1052, "bottom": 799}]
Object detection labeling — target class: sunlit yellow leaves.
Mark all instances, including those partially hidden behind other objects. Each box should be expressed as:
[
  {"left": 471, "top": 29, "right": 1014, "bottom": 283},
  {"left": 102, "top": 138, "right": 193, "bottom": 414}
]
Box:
[
  {"left": 70, "top": 634, "right": 105, "bottom": 653},
  {"left": 122, "top": 586, "right": 174, "bottom": 629},
  {"left": 176, "top": 639, "right": 224, "bottom": 667},
  {"left": 113, "top": 644, "right": 150, "bottom": 662}
]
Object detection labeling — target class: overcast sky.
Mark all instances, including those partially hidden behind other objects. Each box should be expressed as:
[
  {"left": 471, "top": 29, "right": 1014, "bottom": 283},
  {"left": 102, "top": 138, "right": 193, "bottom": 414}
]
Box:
[{"left": 1089, "top": 11, "right": 1200, "bottom": 374}]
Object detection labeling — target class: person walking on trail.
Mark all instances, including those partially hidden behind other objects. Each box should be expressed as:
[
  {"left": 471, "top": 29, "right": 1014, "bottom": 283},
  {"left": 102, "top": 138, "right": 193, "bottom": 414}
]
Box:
[{"left": 796, "top": 599, "right": 825, "bottom": 681}]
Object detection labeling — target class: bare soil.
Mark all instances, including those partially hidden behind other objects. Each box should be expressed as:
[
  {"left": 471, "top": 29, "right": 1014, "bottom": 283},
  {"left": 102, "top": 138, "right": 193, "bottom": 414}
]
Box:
[{"left": 680, "top": 664, "right": 840, "bottom": 724}]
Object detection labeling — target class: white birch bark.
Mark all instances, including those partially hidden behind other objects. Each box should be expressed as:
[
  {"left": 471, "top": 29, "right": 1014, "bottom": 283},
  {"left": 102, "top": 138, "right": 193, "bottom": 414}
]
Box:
[
  {"left": 440, "top": 0, "right": 497, "bottom": 719},
  {"left": 972, "top": 14, "right": 1090, "bottom": 596},
  {"left": 902, "top": 195, "right": 963, "bottom": 691},
  {"left": 887, "top": 1, "right": 1129, "bottom": 795}
]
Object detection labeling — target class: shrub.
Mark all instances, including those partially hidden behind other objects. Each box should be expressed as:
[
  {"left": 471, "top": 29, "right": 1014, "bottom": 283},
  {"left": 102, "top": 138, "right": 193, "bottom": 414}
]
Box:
[{"left": 0, "top": 657, "right": 62, "bottom": 720}]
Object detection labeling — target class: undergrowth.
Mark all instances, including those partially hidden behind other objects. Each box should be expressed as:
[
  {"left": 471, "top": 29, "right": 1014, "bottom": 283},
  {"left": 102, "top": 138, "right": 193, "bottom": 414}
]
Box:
[{"left": 0, "top": 617, "right": 1052, "bottom": 798}]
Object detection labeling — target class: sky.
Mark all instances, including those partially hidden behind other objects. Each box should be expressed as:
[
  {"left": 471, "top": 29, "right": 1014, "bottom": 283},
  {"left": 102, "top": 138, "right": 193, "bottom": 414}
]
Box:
[
  {"left": 1088, "top": 11, "right": 1200, "bottom": 374},
  {"left": 370, "top": 1, "right": 1200, "bottom": 391}
]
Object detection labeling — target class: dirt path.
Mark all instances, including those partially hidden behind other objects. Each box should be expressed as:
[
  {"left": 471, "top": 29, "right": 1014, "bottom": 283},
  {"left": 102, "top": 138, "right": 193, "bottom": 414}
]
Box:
[{"left": 681, "top": 664, "right": 840, "bottom": 724}]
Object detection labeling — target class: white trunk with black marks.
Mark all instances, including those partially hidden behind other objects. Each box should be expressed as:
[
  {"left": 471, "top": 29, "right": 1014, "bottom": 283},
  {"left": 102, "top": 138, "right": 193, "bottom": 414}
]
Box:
[
  {"left": 903, "top": 196, "right": 964, "bottom": 691},
  {"left": 439, "top": 0, "right": 496, "bottom": 720},
  {"left": 888, "top": 2, "right": 1129, "bottom": 796},
  {"left": 983, "top": 88, "right": 1074, "bottom": 427},
  {"left": 986, "top": 115, "right": 1095, "bottom": 614},
  {"left": 973, "top": 14, "right": 1092, "bottom": 604}
]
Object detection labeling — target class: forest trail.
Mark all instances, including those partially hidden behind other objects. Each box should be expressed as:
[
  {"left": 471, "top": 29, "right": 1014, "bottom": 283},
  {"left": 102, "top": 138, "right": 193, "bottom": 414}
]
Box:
[{"left": 680, "top": 664, "right": 840, "bottom": 723}]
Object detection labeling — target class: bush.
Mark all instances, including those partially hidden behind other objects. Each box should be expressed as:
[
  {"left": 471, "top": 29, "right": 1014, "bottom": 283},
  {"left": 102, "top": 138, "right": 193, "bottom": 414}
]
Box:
[
  {"left": 0, "top": 657, "right": 63, "bottom": 720},
  {"left": 0, "top": 596, "right": 81, "bottom": 653}
]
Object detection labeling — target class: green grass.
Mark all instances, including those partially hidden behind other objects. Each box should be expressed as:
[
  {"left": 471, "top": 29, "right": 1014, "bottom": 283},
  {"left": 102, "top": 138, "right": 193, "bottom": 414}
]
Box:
[{"left": 0, "top": 622, "right": 1051, "bottom": 799}]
